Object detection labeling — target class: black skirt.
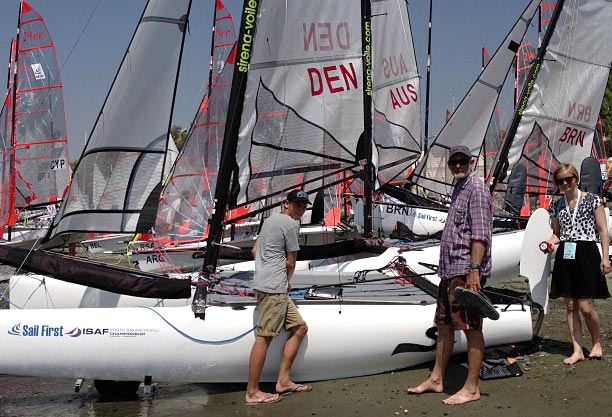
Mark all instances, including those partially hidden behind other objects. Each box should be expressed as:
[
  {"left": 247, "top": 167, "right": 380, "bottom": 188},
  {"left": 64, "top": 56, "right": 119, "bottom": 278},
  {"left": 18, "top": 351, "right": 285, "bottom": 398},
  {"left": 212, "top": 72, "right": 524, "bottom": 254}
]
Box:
[{"left": 550, "top": 241, "right": 611, "bottom": 299}]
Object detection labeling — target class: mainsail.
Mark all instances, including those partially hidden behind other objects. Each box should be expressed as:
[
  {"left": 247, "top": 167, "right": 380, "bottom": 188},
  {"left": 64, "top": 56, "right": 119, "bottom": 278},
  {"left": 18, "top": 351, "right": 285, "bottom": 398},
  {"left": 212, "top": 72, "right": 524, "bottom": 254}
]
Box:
[
  {"left": 192, "top": 0, "right": 423, "bottom": 314},
  {"left": 155, "top": 0, "right": 237, "bottom": 242},
  {"left": 490, "top": 0, "right": 612, "bottom": 214},
  {"left": 44, "top": 0, "right": 191, "bottom": 242},
  {"left": 0, "top": 0, "right": 70, "bottom": 237},
  {"left": 411, "top": 0, "right": 541, "bottom": 198}
]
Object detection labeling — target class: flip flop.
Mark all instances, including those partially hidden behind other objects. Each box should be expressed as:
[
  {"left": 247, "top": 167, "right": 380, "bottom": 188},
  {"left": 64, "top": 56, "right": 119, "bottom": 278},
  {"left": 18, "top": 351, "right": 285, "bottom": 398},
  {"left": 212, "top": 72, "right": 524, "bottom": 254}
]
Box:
[
  {"left": 454, "top": 287, "right": 500, "bottom": 321},
  {"left": 277, "top": 384, "right": 313, "bottom": 396},
  {"left": 245, "top": 393, "right": 282, "bottom": 406}
]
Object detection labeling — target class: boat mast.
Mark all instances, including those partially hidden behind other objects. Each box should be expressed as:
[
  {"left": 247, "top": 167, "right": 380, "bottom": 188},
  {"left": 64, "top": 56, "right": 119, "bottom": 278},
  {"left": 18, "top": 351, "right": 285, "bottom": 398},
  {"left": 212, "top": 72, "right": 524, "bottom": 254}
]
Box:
[
  {"left": 193, "top": 0, "right": 261, "bottom": 318},
  {"left": 7, "top": 2, "right": 23, "bottom": 242},
  {"left": 489, "top": 0, "right": 565, "bottom": 193},
  {"left": 361, "top": 0, "right": 373, "bottom": 237},
  {"left": 423, "top": 0, "right": 432, "bottom": 153}
]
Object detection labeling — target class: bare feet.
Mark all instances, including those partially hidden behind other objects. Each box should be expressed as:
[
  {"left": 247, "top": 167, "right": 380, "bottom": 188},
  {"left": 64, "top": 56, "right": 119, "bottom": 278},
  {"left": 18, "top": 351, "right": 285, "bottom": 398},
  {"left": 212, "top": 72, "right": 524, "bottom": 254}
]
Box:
[
  {"left": 443, "top": 388, "right": 480, "bottom": 405},
  {"left": 563, "top": 351, "right": 585, "bottom": 365},
  {"left": 406, "top": 379, "right": 443, "bottom": 395},
  {"left": 245, "top": 391, "right": 281, "bottom": 406},
  {"left": 588, "top": 343, "right": 603, "bottom": 360}
]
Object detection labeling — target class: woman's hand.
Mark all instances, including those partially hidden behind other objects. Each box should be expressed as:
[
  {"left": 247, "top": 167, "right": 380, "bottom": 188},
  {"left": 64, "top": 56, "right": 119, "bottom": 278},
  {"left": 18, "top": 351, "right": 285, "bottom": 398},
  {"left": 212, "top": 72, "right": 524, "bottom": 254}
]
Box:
[{"left": 600, "top": 259, "right": 611, "bottom": 275}]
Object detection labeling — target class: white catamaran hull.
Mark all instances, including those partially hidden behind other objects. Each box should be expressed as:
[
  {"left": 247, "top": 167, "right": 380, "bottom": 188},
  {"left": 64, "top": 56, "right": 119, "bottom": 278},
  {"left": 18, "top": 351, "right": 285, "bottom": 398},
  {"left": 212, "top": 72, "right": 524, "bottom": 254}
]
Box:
[{"left": 0, "top": 303, "right": 532, "bottom": 383}]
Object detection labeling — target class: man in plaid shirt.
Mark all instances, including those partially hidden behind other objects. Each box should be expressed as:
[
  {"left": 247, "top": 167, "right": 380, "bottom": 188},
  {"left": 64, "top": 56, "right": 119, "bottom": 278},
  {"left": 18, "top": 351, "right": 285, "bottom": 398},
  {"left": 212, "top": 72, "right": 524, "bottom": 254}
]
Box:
[{"left": 407, "top": 145, "right": 493, "bottom": 405}]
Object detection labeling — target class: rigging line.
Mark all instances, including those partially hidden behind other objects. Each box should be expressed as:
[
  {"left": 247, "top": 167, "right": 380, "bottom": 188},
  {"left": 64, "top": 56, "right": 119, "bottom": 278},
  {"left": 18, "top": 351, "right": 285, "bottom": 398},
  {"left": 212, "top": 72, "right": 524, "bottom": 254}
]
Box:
[
  {"left": 57, "top": 0, "right": 102, "bottom": 74},
  {"left": 137, "top": 305, "right": 255, "bottom": 344}
]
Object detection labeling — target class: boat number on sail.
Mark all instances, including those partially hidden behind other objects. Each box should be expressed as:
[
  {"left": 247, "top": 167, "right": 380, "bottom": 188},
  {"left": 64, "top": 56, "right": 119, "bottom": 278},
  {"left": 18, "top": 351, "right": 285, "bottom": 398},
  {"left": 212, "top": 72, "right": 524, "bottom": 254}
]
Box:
[
  {"left": 8, "top": 323, "right": 160, "bottom": 338},
  {"left": 238, "top": 0, "right": 258, "bottom": 72},
  {"left": 558, "top": 101, "right": 592, "bottom": 148}
]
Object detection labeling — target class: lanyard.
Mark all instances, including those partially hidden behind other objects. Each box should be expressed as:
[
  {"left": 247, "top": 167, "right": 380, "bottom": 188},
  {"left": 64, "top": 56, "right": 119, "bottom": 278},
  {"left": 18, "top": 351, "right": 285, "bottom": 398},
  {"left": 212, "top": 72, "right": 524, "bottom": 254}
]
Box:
[{"left": 563, "top": 190, "right": 581, "bottom": 239}]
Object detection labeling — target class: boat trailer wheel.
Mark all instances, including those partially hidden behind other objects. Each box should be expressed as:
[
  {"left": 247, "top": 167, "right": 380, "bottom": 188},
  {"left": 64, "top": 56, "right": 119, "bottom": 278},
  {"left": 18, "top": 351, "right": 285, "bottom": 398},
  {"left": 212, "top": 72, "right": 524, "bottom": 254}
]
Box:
[{"left": 93, "top": 379, "right": 141, "bottom": 398}]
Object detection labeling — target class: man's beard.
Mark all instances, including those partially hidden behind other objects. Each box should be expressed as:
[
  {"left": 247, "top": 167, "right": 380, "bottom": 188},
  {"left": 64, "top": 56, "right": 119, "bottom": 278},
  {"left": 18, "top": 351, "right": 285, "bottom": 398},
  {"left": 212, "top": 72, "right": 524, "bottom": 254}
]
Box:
[{"left": 452, "top": 172, "right": 468, "bottom": 179}]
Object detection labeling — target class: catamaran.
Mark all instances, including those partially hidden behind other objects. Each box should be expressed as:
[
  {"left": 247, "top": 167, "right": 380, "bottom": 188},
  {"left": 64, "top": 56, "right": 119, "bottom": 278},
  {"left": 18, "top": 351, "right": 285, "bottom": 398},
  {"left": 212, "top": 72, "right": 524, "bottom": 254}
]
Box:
[{"left": 7, "top": 0, "right": 610, "bottom": 398}]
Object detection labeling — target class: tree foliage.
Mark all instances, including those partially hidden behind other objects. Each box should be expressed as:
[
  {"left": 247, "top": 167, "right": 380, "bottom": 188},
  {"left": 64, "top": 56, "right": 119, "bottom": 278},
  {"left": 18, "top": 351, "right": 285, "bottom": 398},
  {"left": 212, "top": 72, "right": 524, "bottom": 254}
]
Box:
[{"left": 171, "top": 125, "right": 188, "bottom": 151}]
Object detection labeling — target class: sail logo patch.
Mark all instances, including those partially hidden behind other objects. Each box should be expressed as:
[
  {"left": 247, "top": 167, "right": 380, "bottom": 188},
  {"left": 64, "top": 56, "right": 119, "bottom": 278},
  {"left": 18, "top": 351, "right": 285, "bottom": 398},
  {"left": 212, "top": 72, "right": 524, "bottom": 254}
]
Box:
[
  {"left": 7, "top": 323, "right": 65, "bottom": 337},
  {"left": 30, "top": 63, "right": 46, "bottom": 80}
]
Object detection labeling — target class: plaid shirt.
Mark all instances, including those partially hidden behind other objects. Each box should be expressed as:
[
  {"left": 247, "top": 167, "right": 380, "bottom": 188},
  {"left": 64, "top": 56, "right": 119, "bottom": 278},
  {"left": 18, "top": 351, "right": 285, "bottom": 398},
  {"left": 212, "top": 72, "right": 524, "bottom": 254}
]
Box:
[{"left": 439, "top": 174, "right": 492, "bottom": 279}]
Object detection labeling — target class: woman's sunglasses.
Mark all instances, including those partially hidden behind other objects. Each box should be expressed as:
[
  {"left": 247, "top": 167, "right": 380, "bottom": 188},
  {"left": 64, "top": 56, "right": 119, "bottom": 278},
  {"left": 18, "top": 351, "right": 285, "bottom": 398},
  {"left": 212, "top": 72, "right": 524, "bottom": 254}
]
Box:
[{"left": 555, "top": 175, "right": 576, "bottom": 185}]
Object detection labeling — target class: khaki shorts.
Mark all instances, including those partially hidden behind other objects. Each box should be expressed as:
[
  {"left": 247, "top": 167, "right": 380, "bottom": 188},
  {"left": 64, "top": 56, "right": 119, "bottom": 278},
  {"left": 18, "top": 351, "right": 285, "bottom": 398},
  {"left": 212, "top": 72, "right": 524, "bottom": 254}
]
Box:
[{"left": 255, "top": 291, "right": 306, "bottom": 337}]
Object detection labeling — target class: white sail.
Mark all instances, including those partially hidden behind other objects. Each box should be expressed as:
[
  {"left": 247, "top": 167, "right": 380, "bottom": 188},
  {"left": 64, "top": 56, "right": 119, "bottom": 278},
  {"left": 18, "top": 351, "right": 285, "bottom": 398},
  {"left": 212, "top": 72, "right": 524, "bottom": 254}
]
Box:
[
  {"left": 46, "top": 0, "right": 190, "bottom": 239},
  {"left": 412, "top": 0, "right": 541, "bottom": 197},
  {"left": 499, "top": 0, "right": 612, "bottom": 195}
]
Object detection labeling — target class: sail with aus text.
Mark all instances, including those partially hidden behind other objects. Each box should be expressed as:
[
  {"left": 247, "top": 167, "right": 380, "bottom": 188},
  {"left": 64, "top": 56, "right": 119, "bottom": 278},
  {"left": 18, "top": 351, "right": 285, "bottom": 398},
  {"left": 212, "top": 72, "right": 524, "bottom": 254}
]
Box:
[
  {"left": 410, "top": 0, "right": 541, "bottom": 198},
  {"left": 227, "top": 0, "right": 420, "bottom": 218},
  {"left": 490, "top": 0, "right": 612, "bottom": 215},
  {"left": 0, "top": 0, "right": 70, "bottom": 237}
]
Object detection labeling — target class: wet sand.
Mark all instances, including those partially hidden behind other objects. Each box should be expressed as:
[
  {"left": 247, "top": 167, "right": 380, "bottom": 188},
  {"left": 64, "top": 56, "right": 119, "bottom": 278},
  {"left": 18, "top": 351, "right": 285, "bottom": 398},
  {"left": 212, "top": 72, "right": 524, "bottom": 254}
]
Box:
[{"left": 1, "top": 267, "right": 611, "bottom": 417}]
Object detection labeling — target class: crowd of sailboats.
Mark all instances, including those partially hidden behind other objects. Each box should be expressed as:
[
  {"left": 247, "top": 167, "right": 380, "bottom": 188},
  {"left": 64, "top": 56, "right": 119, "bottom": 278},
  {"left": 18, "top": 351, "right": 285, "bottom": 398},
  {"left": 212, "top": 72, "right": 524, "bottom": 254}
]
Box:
[{"left": 1, "top": 0, "right": 612, "bottom": 398}]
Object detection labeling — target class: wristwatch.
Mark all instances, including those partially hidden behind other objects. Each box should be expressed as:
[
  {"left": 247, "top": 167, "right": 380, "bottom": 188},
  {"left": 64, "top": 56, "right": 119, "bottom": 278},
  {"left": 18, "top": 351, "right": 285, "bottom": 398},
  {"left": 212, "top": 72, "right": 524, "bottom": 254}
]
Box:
[{"left": 468, "top": 261, "right": 480, "bottom": 270}]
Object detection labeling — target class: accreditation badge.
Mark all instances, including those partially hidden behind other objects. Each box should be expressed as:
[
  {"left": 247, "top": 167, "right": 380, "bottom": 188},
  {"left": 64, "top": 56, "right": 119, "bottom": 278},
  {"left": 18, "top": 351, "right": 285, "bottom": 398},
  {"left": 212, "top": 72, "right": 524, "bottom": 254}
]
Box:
[{"left": 563, "top": 242, "right": 577, "bottom": 260}]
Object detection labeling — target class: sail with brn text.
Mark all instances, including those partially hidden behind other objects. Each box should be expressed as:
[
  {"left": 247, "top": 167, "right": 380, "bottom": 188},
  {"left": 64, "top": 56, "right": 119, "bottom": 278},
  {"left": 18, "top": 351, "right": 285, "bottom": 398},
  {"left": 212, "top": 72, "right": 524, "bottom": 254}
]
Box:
[
  {"left": 490, "top": 0, "right": 612, "bottom": 215},
  {"left": 411, "top": 0, "right": 541, "bottom": 198},
  {"left": 0, "top": 0, "right": 70, "bottom": 238}
]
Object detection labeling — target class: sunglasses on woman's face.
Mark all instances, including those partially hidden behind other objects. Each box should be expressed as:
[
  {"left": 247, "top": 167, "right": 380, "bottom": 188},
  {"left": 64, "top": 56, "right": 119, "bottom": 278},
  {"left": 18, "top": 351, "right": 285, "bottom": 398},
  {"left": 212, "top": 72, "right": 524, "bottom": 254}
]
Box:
[{"left": 555, "top": 175, "right": 576, "bottom": 185}]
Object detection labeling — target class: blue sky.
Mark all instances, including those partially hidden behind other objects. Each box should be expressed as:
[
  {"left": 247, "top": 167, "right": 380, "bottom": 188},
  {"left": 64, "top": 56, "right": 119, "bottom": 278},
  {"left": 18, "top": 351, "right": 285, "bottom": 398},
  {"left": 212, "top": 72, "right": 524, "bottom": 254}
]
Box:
[{"left": 0, "top": 0, "right": 540, "bottom": 160}]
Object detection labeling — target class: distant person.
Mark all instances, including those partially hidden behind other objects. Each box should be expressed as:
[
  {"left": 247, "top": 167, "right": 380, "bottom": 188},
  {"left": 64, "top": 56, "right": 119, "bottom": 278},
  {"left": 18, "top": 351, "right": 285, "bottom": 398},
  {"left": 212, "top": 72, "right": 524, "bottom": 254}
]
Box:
[
  {"left": 543, "top": 163, "right": 611, "bottom": 364},
  {"left": 603, "top": 157, "right": 612, "bottom": 201},
  {"left": 407, "top": 145, "right": 494, "bottom": 405},
  {"left": 157, "top": 190, "right": 190, "bottom": 234},
  {"left": 245, "top": 189, "right": 312, "bottom": 406}
]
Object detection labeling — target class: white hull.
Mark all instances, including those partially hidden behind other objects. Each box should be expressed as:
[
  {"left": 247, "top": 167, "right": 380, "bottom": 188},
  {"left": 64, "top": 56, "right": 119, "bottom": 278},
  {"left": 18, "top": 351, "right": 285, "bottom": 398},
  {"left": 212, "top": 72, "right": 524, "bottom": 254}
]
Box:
[{"left": 0, "top": 302, "right": 532, "bottom": 383}]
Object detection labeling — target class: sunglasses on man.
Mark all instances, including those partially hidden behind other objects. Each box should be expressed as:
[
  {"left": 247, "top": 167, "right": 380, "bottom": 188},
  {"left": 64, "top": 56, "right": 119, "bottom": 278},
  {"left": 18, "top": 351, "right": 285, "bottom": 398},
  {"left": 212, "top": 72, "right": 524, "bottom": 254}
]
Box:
[{"left": 448, "top": 157, "right": 470, "bottom": 166}]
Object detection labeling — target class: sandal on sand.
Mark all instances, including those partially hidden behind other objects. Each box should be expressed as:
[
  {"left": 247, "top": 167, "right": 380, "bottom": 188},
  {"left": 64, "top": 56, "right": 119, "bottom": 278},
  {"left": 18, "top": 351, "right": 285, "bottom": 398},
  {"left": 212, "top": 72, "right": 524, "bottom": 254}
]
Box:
[
  {"left": 278, "top": 384, "right": 313, "bottom": 396},
  {"left": 245, "top": 393, "right": 282, "bottom": 406},
  {"left": 454, "top": 287, "right": 500, "bottom": 321}
]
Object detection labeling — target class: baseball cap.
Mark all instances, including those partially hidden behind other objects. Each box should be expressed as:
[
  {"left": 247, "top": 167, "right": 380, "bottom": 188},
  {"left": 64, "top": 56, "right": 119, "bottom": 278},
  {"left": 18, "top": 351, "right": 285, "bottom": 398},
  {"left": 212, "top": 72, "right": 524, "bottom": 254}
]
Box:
[
  {"left": 286, "top": 189, "right": 310, "bottom": 204},
  {"left": 448, "top": 145, "right": 472, "bottom": 160}
]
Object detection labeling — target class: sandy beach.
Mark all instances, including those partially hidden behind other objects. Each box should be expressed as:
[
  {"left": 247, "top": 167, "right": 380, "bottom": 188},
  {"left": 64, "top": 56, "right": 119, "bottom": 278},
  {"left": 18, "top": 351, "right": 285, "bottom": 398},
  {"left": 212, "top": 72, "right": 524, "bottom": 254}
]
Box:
[{"left": 1, "top": 266, "right": 611, "bottom": 417}]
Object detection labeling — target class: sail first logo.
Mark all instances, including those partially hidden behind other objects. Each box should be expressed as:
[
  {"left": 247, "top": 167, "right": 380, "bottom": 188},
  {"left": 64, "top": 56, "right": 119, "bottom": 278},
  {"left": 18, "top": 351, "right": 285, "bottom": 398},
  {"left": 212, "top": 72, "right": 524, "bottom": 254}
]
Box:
[{"left": 30, "top": 63, "right": 46, "bottom": 80}]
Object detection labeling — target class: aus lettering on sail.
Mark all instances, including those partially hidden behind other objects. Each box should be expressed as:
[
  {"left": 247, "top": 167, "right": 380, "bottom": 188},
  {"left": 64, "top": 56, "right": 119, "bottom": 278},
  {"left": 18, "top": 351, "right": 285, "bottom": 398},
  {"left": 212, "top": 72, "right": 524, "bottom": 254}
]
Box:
[{"left": 558, "top": 100, "right": 593, "bottom": 147}]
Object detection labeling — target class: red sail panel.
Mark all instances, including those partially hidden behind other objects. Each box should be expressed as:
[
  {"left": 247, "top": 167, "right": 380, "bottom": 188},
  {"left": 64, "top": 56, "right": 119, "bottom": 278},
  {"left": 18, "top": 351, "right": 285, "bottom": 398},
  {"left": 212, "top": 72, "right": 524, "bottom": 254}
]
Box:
[
  {"left": 12, "top": 0, "right": 70, "bottom": 213},
  {"left": 155, "top": 0, "right": 237, "bottom": 243}
]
